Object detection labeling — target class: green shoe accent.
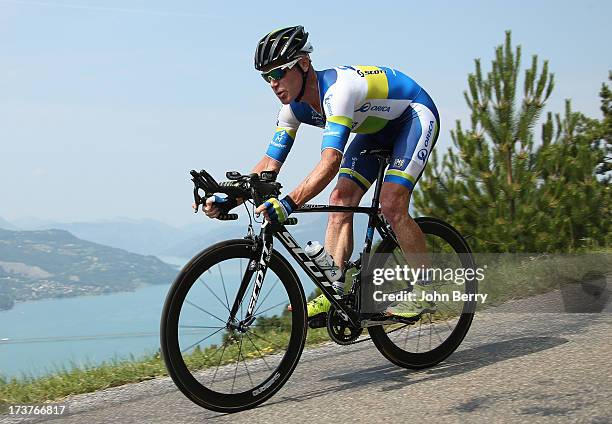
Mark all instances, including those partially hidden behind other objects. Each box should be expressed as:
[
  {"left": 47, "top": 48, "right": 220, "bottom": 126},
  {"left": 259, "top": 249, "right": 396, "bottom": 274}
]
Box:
[
  {"left": 384, "top": 284, "right": 437, "bottom": 318},
  {"left": 307, "top": 294, "right": 331, "bottom": 318}
]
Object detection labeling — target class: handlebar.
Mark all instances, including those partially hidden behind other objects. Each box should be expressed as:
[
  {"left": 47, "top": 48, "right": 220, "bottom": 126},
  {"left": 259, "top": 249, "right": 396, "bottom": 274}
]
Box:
[{"left": 190, "top": 169, "right": 283, "bottom": 221}]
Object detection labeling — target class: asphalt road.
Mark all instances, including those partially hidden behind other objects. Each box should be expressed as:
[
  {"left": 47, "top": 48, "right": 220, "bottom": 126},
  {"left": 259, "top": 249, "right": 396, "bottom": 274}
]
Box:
[{"left": 3, "top": 285, "right": 611, "bottom": 424}]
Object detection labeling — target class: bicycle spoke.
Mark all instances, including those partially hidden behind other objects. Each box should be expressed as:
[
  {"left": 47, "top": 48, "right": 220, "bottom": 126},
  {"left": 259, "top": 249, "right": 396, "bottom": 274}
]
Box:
[
  {"left": 200, "top": 279, "right": 231, "bottom": 314},
  {"left": 252, "top": 300, "right": 286, "bottom": 318},
  {"left": 427, "top": 314, "right": 444, "bottom": 344},
  {"left": 231, "top": 334, "right": 244, "bottom": 394},
  {"left": 246, "top": 329, "right": 286, "bottom": 351},
  {"left": 385, "top": 323, "right": 409, "bottom": 336},
  {"left": 416, "top": 320, "right": 422, "bottom": 353},
  {"left": 185, "top": 299, "right": 227, "bottom": 325},
  {"left": 179, "top": 325, "right": 225, "bottom": 329},
  {"left": 238, "top": 334, "right": 254, "bottom": 388},
  {"left": 403, "top": 324, "right": 411, "bottom": 350},
  {"left": 442, "top": 318, "right": 453, "bottom": 333},
  {"left": 181, "top": 327, "right": 225, "bottom": 354},
  {"left": 245, "top": 331, "right": 272, "bottom": 371},
  {"left": 218, "top": 264, "right": 230, "bottom": 311},
  {"left": 249, "top": 324, "right": 286, "bottom": 332},
  {"left": 253, "top": 277, "right": 280, "bottom": 316},
  {"left": 211, "top": 338, "right": 229, "bottom": 386}
]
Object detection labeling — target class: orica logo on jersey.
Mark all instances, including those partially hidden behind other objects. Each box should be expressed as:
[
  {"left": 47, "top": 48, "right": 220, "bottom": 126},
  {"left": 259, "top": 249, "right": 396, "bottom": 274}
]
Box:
[
  {"left": 424, "top": 121, "right": 435, "bottom": 147},
  {"left": 355, "top": 102, "right": 371, "bottom": 113},
  {"left": 355, "top": 102, "right": 391, "bottom": 113},
  {"left": 417, "top": 148, "right": 429, "bottom": 163}
]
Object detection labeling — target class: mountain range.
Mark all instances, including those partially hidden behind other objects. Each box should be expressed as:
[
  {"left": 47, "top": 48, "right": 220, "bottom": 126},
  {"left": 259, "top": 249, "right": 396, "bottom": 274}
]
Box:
[
  {"left": 0, "top": 216, "right": 212, "bottom": 257},
  {"left": 0, "top": 228, "right": 177, "bottom": 311},
  {"left": 0, "top": 212, "right": 368, "bottom": 258},
  {"left": 0, "top": 211, "right": 370, "bottom": 311}
]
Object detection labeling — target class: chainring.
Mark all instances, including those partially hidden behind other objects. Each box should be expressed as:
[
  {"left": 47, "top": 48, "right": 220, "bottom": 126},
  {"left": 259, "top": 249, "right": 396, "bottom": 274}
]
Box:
[{"left": 326, "top": 306, "right": 363, "bottom": 345}]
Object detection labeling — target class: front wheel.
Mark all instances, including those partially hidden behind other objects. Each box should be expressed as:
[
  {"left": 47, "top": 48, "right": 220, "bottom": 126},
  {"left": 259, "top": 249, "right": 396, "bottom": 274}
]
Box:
[
  {"left": 367, "top": 217, "right": 477, "bottom": 369},
  {"left": 160, "top": 239, "right": 307, "bottom": 413}
]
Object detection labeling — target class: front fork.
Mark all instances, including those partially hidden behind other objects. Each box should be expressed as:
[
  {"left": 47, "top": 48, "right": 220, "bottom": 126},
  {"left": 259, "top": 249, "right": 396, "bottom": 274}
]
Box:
[{"left": 227, "top": 221, "right": 273, "bottom": 331}]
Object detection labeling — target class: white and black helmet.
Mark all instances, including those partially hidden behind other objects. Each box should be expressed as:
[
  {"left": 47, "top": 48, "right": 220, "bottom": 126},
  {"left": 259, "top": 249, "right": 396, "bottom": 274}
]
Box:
[{"left": 254, "top": 25, "right": 314, "bottom": 72}]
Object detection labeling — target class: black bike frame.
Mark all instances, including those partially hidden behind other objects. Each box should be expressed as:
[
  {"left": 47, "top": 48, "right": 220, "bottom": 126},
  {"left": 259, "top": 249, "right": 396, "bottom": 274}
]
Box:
[{"left": 234, "top": 153, "right": 397, "bottom": 327}]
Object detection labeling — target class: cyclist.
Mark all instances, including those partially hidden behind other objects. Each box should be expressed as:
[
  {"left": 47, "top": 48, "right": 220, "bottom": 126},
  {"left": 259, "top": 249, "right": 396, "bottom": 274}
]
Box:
[{"left": 203, "top": 25, "right": 440, "bottom": 322}]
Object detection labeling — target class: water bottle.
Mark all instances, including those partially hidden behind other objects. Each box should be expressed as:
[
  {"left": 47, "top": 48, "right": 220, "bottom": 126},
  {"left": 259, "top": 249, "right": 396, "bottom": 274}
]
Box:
[{"left": 304, "top": 241, "right": 342, "bottom": 286}]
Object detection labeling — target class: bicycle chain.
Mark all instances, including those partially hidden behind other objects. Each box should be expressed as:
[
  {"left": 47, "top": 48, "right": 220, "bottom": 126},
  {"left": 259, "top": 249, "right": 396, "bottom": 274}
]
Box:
[{"left": 316, "top": 322, "right": 411, "bottom": 345}]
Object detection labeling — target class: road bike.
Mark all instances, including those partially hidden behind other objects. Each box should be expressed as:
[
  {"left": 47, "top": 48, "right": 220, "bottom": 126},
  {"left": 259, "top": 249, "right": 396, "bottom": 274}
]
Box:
[{"left": 160, "top": 148, "right": 477, "bottom": 412}]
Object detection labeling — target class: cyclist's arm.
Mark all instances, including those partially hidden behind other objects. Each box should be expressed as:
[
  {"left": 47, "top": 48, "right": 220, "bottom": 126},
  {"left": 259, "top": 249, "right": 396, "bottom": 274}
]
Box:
[
  {"left": 287, "top": 148, "right": 342, "bottom": 207},
  {"left": 241, "top": 106, "right": 299, "bottom": 202},
  {"left": 204, "top": 108, "right": 297, "bottom": 215},
  {"left": 251, "top": 155, "right": 282, "bottom": 174},
  {"left": 263, "top": 104, "right": 300, "bottom": 165}
]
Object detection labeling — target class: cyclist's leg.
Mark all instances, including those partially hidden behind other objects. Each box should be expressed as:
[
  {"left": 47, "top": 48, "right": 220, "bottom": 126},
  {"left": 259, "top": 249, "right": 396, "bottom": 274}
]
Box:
[
  {"left": 379, "top": 91, "right": 440, "bottom": 318},
  {"left": 328, "top": 134, "right": 384, "bottom": 273},
  {"left": 380, "top": 89, "right": 440, "bottom": 270},
  {"left": 325, "top": 177, "right": 364, "bottom": 276},
  {"left": 306, "top": 136, "right": 381, "bottom": 321}
]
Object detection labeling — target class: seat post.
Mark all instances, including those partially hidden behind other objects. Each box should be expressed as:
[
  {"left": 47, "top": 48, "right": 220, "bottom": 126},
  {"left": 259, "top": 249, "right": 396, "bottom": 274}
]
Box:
[{"left": 370, "top": 154, "right": 389, "bottom": 210}]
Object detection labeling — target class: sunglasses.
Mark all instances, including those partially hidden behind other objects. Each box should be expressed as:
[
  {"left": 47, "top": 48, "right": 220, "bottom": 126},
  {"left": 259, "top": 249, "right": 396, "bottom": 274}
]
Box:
[{"left": 261, "top": 58, "right": 301, "bottom": 83}]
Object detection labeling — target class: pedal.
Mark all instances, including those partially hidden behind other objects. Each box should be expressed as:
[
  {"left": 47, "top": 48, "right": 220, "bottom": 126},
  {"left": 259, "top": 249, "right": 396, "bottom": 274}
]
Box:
[{"left": 308, "top": 313, "right": 327, "bottom": 329}]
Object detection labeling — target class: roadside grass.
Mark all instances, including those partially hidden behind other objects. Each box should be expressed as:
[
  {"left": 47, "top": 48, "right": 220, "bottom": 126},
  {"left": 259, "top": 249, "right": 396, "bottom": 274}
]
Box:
[
  {"left": 0, "top": 326, "right": 329, "bottom": 412},
  {"left": 474, "top": 249, "right": 611, "bottom": 310}
]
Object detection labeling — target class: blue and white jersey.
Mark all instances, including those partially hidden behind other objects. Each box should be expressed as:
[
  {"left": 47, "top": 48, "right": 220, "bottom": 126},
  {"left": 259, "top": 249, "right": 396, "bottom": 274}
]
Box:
[{"left": 266, "top": 65, "right": 426, "bottom": 163}]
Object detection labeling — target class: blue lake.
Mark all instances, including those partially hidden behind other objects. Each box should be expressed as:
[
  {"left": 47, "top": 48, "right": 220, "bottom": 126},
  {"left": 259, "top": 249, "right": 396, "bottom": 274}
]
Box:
[
  {"left": 0, "top": 280, "right": 174, "bottom": 379},
  {"left": 0, "top": 256, "right": 316, "bottom": 379}
]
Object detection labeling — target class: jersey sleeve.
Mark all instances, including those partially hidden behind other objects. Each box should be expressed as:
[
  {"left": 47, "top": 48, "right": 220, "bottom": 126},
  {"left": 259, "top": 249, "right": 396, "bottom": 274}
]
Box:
[
  {"left": 265, "top": 104, "right": 300, "bottom": 164},
  {"left": 320, "top": 82, "right": 359, "bottom": 154}
]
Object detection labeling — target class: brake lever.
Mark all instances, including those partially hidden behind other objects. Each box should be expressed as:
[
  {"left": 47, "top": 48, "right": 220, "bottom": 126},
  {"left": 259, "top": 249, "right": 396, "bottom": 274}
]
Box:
[{"left": 192, "top": 185, "right": 202, "bottom": 213}]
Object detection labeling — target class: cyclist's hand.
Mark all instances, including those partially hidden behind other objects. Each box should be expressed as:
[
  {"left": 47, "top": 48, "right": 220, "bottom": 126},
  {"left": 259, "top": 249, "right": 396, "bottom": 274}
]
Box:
[
  {"left": 255, "top": 196, "right": 297, "bottom": 224},
  {"left": 202, "top": 195, "right": 238, "bottom": 219},
  {"left": 203, "top": 196, "right": 222, "bottom": 218}
]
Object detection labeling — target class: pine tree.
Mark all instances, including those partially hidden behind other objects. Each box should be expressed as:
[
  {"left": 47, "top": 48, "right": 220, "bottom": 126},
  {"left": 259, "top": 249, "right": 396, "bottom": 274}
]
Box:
[
  {"left": 414, "top": 32, "right": 610, "bottom": 252},
  {"left": 535, "top": 100, "right": 610, "bottom": 250},
  {"left": 596, "top": 71, "right": 612, "bottom": 183}
]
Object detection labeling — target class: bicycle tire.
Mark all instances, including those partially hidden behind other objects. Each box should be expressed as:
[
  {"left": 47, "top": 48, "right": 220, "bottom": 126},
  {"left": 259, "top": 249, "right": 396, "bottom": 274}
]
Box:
[
  {"left": 367, "top": 217, "right": 477, "bottom": 369},
  {"left": 160, "top": 239, "right": 307, "bottom": 412}
]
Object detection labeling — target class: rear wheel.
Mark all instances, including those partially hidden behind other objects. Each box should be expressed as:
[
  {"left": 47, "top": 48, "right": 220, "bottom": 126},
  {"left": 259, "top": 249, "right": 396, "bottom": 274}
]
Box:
[
  {"left": 160, "top": 239, "right": 307, "bottom": 412},
  {"left": 367, "top": 217, "right": 477, "bottom": 369}
]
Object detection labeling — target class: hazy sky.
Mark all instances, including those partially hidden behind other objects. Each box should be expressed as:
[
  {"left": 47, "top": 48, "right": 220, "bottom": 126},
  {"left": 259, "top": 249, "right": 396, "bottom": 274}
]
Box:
[{"left": 1, "top": 0, "right": 610, "bottom": 227}]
